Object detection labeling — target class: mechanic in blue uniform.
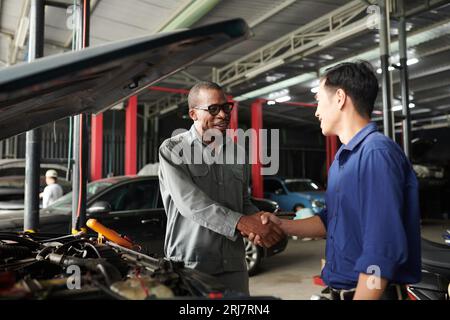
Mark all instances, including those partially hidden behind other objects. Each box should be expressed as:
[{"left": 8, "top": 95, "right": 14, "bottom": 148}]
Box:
[{"left": 249, "top": 61, "right": 421, "bottom": 300}]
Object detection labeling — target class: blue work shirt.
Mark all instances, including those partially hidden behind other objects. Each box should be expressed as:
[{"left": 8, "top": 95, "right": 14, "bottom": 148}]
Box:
[{"left": 318, "top": 122, "right": 421, "bottom": 289}]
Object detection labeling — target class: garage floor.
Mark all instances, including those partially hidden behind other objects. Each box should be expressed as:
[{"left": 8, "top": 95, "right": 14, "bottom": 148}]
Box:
[{"left": 249, "top": 220, "right": 450, "bottom": 300}]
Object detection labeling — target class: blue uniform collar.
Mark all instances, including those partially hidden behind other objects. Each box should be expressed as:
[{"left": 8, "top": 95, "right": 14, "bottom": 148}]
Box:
[{"left": 335, "top": 122, "right": 378, "bottom": 160}]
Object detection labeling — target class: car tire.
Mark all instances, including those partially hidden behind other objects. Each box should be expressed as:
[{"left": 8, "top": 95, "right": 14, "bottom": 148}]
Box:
[{"left": 244, "top": 238, "right": 263, "bottom": 276}]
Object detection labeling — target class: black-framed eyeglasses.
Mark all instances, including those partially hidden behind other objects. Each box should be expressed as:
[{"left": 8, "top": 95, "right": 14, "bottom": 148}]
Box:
[{"left": 193, "top": 102, "right": 234, "bottom": 116}]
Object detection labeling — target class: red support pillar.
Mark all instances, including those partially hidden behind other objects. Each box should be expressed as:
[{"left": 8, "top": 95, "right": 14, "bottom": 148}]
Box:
[
  {"left": 251, "top": 99, "right": 264, "bottom": 198},
  {"left": 228, "top": 97, "right": 239, "bottom": 142},
  {"left": 125, "top": 95, "right": 138, "bottom": 176},
  {"left": 229, "top": 101, "right": 238, "bottom": 131},
  {"left": 326, "top": 135, "right": 338, "bottom": 172},
  {"left": 90, "top": 114, "right": 103, "bottom": 181}
]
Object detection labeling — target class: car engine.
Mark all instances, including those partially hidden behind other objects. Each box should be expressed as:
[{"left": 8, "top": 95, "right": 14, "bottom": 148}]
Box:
[{"left": 0, "top": 231, "right": 232, "bottom": 300}]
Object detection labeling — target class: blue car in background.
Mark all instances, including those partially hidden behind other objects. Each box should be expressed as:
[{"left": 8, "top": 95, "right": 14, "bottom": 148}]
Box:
[{"left": 263, "top": 177, "right": 326, "bottom": 213}]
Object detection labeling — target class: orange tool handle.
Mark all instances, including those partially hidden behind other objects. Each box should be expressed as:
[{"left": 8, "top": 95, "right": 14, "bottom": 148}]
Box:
[{"left": 86, "top": 219, "right": 133, "bottom": 249}]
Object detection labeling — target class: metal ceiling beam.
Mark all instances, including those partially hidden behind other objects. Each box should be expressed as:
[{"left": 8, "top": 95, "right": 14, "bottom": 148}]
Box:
[
  {"left": 155, "top": 0, "right": 220, "bottom": 32},
  {"left": 147, "top": 93, "right": 188, "bottom": 118},
  {"left": 396, "top": 62, "right": 450, "bottom": 83},
  {"left": 393, "top": 0, "right": 450, "bottom": 18},
  {"left": 322, "top": 17, "right": 450, "bottom": 72},
  {"left": 414, "top": 92, "right": 450, "bottom": 104},
  {"left": 249, "top": 0, "right": 297, "bottom": 28},
  {"left": 159, "top": 70, "right": 199, "bottom": 86},
  {"left": 213, "top": 0, "right": 368, "bottom": 87},
  {"left": 403, "top": 77, "right": 450, "bottom": 94},
  {"left": 234, "top": 16, "right": 450, "bottom": 102}
]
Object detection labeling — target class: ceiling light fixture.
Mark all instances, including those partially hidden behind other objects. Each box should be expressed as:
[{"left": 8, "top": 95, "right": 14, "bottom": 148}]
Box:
[
  {"left": 392, "top": 103, "right": 415, "bottom": 112},
  {"left": 234, "top": 72, "right": 316, "bottom": 101},
  {"left": 407, "top": 58, "right": 419, "bottom": 65},
  {"left": 275, "top": 95, "right": 291, "bottom": 103}
]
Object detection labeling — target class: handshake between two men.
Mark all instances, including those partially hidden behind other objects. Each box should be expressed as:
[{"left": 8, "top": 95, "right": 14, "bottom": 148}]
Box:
[{"left": 236, "top": 212, "right": 284, "bottom": 248}]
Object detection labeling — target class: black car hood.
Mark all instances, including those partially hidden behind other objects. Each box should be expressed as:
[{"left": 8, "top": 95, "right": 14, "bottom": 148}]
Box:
[{"left": 0, "top": 19, "right": 250, "bottom": 140}]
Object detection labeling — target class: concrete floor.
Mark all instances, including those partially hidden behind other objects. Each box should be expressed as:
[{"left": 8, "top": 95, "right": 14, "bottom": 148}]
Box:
[{"left": 249, "top": 220, "right": 450, "bottom": 300}]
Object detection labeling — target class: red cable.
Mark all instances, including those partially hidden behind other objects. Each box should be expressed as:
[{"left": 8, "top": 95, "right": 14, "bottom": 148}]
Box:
[
  {"left": 82, "top": 0, "right": 87, "bottom": 47},
  {"left": 77, "top": 1, "right": 88, "bottom": 220},
  {"left": 77, "top": 114, "right": 83, "bottom": 218}
]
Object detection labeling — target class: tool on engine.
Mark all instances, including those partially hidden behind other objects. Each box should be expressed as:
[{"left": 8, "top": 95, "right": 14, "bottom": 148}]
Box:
[{"left": 86, "top": 219, "right": 134, "bottom": 249}]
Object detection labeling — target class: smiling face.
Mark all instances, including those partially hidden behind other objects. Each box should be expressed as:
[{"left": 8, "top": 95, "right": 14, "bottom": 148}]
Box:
[
  {"left": 314, "top": 79, "right": 342, "bottom": 136},
  {"left": 188, "top": 88, "right": 230, "bottom": 135}
]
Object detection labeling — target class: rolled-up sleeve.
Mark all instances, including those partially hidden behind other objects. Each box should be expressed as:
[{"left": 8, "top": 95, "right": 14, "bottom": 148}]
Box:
[
  {"left": 354, "top": 149, "right": 408, "bottom": 280},
  {"left": 159, "top": 142, "right": 243, "bottom": 239}
]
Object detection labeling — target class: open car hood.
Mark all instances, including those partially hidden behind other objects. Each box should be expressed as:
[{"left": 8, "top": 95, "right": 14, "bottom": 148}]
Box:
[{"left": 0, "top": 19, "right": 250, "bottom": 140}]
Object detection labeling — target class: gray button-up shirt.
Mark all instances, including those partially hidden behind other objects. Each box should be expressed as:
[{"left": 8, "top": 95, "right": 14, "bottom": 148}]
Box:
[{"left": 158, "top": 125, "right": 259, "bottom": 275}]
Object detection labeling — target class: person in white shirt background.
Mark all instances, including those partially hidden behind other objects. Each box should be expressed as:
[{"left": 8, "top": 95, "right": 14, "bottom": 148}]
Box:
[
  {"left": 39, "top": 169, "right": 63, "bottom": 208},
  {"left": 292, "top": 203, "right": 315, "bottom": 241}
]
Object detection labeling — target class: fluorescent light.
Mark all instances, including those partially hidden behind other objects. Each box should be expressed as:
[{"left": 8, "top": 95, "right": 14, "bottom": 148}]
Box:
[
  {"left": 244, "top": 59, "right": 285, "bottom": 79},
  {"left": 376, "top": 66, "right": 395, "bottom": 74},
  {"left": 267, "top": 89, "right": 289, "bottom": 100},
  {"left": 275, "top": 95, "right": 291, "bottom": 103},
  {"left": 234, "top": 72, "right": 316, "bottom": 101},
  {"left": 410, "top": 108, "right": 431, "bottom": 114},
  {"left": 392, "top": 103, "right": 415, "bottom": 112},
  {"left": 267, "top": 100, "right": 276, "bottom": 105},
  {"left": 407, "top": 58, "right": 419, "bottom": 65}
]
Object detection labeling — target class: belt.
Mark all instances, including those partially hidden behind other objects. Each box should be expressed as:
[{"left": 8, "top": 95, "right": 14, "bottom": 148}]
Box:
[{"left": 329, "top": 284, "right": 408, "bottom": 300}]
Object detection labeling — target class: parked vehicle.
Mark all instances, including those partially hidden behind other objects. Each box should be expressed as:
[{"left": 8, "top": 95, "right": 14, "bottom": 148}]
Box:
[
  {"left": 0, "top": 175, "right": 288, "bottom": 276},
  {"left": 263, "top": 176, "right": 326, "bottom": 213}
]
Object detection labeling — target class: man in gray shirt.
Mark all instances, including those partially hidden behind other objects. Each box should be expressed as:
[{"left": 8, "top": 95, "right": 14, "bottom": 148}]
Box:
[{"left": 158, "top": 81, "right": 284, "bottom": 294}]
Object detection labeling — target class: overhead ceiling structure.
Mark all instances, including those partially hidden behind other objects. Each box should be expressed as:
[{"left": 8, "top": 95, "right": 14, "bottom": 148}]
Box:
[{"left": 0, "top": 0, "right": 449, "bottom": 131}]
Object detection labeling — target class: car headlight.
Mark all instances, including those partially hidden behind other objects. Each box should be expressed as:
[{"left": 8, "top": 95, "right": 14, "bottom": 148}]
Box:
[{"left": 312, "top": 199, "right": 325, "bottom": 209}]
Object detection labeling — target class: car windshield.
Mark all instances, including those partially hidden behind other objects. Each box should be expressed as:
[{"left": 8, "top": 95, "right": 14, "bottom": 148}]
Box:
[
  {"left": 285, "top": 180, "right": 323, "bottom": 192},
  {"left": 47, "top": 180, "right": 115, "bottom": 211}
]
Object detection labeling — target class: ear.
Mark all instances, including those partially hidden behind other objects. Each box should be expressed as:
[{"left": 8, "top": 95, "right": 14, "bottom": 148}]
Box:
[
  {"left": 188, "top": 108, "right": 197, "bottom": 121},
  {"left": 336, "top": 88, "right": 346, "bottom": 110}
]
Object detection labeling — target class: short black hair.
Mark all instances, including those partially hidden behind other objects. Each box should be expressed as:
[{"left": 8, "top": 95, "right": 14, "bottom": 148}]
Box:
[
  {"left": 321, "top": 60, "right": 379, "bottom": 118},
  {"left": 188, "top": 81, "right": 226, "bottom": 109}
]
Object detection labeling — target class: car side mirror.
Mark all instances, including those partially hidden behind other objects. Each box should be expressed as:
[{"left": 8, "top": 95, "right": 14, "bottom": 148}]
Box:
[{"left": 87, "top": 201, "right": 111, "bottom": 215}]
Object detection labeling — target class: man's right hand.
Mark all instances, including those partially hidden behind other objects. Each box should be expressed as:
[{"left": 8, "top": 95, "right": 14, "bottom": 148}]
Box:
[
  {"left": 247, "top": 212, "right": 284, "bottom": 246},
  {"left": 237, "top": 212, "right": 285, "bottom": 248}
]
